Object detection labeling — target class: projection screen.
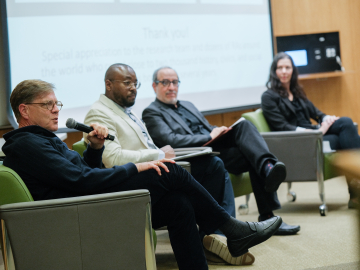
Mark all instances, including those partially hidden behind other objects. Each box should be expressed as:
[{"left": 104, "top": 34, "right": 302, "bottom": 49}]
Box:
[{"left": 1, "top": 0, "right": 273, "bottom": 132}]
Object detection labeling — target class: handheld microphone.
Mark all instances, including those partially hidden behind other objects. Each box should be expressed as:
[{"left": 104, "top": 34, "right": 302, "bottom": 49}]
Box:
[{"left": 66, "top": 118, "right": 115, "bottom": 141}]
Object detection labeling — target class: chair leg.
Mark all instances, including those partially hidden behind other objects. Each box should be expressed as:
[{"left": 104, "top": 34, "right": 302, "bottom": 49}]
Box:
[
  {"left": 286, "top": 182, "right": 296, "bottom": 202},
  {"left": 246, "top": 194, "right": 250, "bottom": 205},
  {"left": 317, "top": 139, "right": 327, "bottom": 216},
  {"left": 318, "top": 177, "right": 327, "bottom": 216},
  {"left": 238, "top": 194, "right": 250, "bottom": 215},
  {"left": 319, "top": 194, "right": 327, "bottom": 216},
  {"left": 145, "top": 203, "right": 157, "bottom": 270}
]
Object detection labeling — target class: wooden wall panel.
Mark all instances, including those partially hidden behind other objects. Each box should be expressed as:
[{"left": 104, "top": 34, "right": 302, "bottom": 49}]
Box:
[
  {"left": 204, "top": 108, "right": 258, "bottom": 127},
  {"left": 222, "top": 109, "right": 256, "bottom": 127},
  {"left": 222, "top": 111, "right": 243, "bottom": 127},
  {"left": 204, "top": 114, "right": 223, "bottom": 127},
  {"left": 64, "top": 131, "right": 83, "bottom": 149},
  {"left": 0, "top": 128, "right": 13, "bottom": 138},
  {"left": 271, "top": 0, "right": 360, "bottom": 125}
]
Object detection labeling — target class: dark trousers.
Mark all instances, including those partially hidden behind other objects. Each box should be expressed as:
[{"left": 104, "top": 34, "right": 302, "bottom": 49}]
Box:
[
  {"left": 324, "top": 117, "right": 360, "bottom": 150},
  {"left": 212, "top": 120, "right": 281, "bottom": 215},
  {"left": 104, "top": 162, "right": 230, "bottom": 270},
  {"left": 186, "top": 155, "right": 236, "bottom": 238}
]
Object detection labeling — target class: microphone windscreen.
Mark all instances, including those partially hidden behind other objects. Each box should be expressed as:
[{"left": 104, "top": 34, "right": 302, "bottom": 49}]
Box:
[{"left": 66, "top": 118, "right": 77, "bottom": 129}]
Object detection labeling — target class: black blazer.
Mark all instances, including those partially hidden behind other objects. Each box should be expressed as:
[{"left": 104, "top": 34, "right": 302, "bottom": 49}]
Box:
[
  {"left": 142, "top": 99, "right": 215, "bottom": 148},
  {"left": 261, "top": 89, "right": 326, "bottom": 131}
]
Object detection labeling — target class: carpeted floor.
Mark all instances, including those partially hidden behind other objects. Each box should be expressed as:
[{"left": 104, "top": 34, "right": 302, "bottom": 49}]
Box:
[
  {"left": 155, "top": 176, "right": 360, "bottom": 270},
  {"left": 0, "top": 176, "right": 359, "bottom": 270}
]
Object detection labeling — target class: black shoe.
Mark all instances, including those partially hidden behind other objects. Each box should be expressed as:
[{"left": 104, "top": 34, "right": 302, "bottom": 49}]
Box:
[
  {"left": 227, "top": 216, "right": 282, "bottom": 257},
  {"left": 274, "top": 222, "right": 300, "bottom": 235},
  {"left": 264, "top": 161, "right": 286, "bottom": 192}
]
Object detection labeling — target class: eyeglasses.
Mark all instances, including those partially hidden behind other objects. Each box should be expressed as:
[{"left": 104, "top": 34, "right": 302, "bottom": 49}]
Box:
[
  {"left": 109, "top": 80, "right": 141, "bottom": 89},
  {"left": 25, "top": 100, "right": 63, "bottom": 111},
  {"left": 155, "top": 80, "right": 180, "bottom": 87}
]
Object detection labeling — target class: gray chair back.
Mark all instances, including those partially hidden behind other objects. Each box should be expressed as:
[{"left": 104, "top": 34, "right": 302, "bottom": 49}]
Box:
[{"left": 0, "top": 190, "right": 156, "bottom": 270}]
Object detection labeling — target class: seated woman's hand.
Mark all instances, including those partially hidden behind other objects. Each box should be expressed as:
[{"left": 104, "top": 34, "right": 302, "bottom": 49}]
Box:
[
  {"left": 324, "top": 115, "right": 340, "bottom": 125},
  {"left": 135, "top": 159, "right": 176, "bottom": 175},
  {"left": 319, "top": 115, "right": 340, "bottom": 135},
  {"left": 319, "top": 121, "right": 333, "bottom": 135}
]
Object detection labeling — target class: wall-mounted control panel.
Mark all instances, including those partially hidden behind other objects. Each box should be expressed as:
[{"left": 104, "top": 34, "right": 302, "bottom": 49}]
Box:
[{"left": 276, "top": 32, "right": 341, "bottom": 74}]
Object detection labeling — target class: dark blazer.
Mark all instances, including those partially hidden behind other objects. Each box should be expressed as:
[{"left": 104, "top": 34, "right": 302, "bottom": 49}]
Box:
[
  {"left": 261, "top": 89, "right": 326, "bottom": 131},
  {"left": 142, "top": 99, "right": 215, "bottom": 148}
]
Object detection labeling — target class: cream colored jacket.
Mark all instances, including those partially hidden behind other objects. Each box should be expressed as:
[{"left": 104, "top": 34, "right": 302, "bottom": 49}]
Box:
[{"left": 84, "top": 94, "right": 160, "bottom": 168}]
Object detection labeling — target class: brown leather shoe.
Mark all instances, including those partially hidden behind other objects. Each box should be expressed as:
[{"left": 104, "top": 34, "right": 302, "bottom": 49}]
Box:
[{"left": 203, "top": 234, "right": 255, "bottom": 265}]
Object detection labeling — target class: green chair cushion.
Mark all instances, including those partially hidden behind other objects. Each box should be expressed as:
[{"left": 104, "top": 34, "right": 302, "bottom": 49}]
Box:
[
  {"left": 242, "top": 109, "right": 271, "bottom": 132},
  {"left": 0, "top": 165, "right": 34, "bottom": 205},
  {"left": 72, "top": 140, "right": 87, "bottom": 157},
  {"left": 324, "top": 153, "right": 338, "bottom": 180},
  {"left": 152, "top": 229, "right": 157, "bottom": 248},
  {"left": 229, "top": 172, "right": 253, "bottom": 198}
]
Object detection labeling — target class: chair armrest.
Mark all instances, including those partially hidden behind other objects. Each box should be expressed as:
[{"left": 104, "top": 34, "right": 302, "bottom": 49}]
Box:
[
  {"left": 0, "top": 189, "right": 150, "bottom": 211},
  {"left": 260, "top": 131, "right": 323, "bottom": 182},
  {"left": 72, "top": 140, "right": 87, "bottom": 157}
]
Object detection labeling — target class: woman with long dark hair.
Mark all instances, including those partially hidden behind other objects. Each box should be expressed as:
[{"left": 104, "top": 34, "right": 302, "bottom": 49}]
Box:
[
  {"left": 262, "top": 52, "right": 360, "bottom": 150},
  {"left": 261, "top": 52, "right": 360, "bottom": 207}
]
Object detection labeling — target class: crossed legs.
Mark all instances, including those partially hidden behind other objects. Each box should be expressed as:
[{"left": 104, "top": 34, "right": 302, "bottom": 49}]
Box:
[
  {"left": 108, "top": 162, "right": 281, "bottom": 269},
  {"left": 212, "top": 120, "right": 281, "bottom": 214},
  {"left": 324, "top": 117, "right": 360, "bottom": 150}
]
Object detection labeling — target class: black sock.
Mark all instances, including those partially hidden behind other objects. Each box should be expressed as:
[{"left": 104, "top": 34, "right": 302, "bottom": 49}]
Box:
[
  {"left": 258, "top": 212, "right": 274, "bottom": 222},
  {"left": 263, "top": 160, "right": 275, "bottom": 178},
  {"left": 219, "top": 216, "right": 253, "bottom": 239}
]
